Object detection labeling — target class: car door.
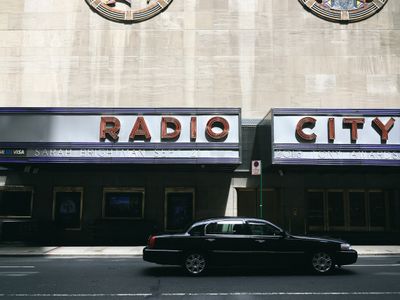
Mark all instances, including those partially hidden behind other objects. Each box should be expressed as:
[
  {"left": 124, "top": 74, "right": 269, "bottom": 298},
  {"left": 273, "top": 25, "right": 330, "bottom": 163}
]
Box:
[
  {"left": 204, "top": 220, "right": 254, "bottom": 267},
  {"left": 246, "top": 221, "right": 295, "bottom": 267}
]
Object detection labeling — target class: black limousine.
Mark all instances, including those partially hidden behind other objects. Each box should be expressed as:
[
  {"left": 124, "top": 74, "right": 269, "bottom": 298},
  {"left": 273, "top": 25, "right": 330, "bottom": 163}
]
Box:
[{"left": 143, "top": 217, "right": 357, "bottom": 275}]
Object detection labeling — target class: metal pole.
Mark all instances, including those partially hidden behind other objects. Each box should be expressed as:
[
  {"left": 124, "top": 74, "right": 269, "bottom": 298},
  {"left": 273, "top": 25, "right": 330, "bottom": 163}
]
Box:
[{"left": 260, "top": 168, "right": 263, "bottom": 219}]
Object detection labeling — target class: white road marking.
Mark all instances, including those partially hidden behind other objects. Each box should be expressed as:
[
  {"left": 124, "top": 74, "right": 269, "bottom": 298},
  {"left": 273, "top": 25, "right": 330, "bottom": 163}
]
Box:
[
  {"left": 351, "top": 264, "right": 400, "bottom": 267},
  {"left": 359, "top": 255, "right": 400, "bottom": 258},
  {"left": 0, "top": 266, "right": 37, "bottom": 276},
  {"left": 0, "top": 292, "right": 400, "bottom": 297},
  {"left": 164, "top": 292, "right": 400, "bottom": 297},
  {"left": 0, "top": 266, "right": 35, "bottom": 268},
  {"left": 0, "top": 294, "right": 152, "bottom": 297},
  {"left": 0, "top": 271, "right": 39, "bottom": 277}
]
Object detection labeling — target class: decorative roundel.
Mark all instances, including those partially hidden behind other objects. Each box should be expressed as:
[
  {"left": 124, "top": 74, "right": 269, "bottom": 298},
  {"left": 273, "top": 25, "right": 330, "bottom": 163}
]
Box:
[
  {"left": 299, "top": 0, "right": 389, "bottom": 23},
  {"left": 85, "top": 0, "right": 173, "bottom": 24}
]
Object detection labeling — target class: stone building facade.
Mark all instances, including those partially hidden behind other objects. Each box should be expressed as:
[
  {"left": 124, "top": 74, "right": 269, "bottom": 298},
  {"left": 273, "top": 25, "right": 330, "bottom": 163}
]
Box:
[
  {"left": 0, "top": 0, "right": 399, "bottom": 244},
  {"left": 1, "top": 1, "right": 399, "bottom": 117}
]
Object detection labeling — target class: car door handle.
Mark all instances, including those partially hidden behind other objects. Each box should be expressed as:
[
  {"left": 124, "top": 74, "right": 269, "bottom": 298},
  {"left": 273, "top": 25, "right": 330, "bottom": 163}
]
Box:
[
  {"left": 206, "top": 238, "right": 216, "bottom": 242},
  {"left": 255, "top": 240, "right": 266, "bottom": 243}
]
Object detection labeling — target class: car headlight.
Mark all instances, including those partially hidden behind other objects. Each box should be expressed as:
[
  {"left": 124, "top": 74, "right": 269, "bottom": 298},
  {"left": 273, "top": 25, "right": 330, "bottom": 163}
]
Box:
[{"left": 340, "top": 243, "right": 352, "bottom": 251}]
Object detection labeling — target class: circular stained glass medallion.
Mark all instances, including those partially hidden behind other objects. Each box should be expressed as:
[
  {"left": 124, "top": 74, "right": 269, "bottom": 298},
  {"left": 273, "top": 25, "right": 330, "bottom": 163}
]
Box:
[
  {"left": 85, "top": 0, "right": 173, "bottom": 24},
  {"left": 298, "top": 0, "right": 389, "bottom": 23}
]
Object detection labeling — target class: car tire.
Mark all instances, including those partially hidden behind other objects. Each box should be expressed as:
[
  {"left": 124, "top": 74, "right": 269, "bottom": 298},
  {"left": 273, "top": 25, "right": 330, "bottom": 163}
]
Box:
[
  {"left": 310, "top": 252, "right": 334, "bottom": 274},
  {"left": 183, "top": 252, "right": 207, "bottom": 276}
]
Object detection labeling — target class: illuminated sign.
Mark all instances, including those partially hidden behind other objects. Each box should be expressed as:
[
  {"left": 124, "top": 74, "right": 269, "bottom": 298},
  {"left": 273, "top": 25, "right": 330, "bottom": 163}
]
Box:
[
  {"left": 99, "top": 116, "right": 230, "bottom": 142},
  {"left": 0, "top": 108, "right": 240, "bottom": 165},
  {"left": 271, "top": 109, "right": 400, "bottom": 166}
]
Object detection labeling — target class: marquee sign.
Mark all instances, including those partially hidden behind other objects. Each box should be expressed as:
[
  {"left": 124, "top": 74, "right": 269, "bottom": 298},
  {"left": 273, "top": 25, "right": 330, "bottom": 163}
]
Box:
[
  {"left": 271, "top": 109, "right": 400, "bottom": 166},
  {"left": 0, "top": 108, "right": 240, "bottom": 165},
  {"left": 299, "top": 0, "right": 388, "bottom": 23},
  {"left": 85, "top": 0, "right": 173, "bottom": 23}
]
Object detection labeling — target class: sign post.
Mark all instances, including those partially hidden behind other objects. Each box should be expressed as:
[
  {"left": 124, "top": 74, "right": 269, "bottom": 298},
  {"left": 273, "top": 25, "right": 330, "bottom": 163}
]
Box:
[{"left": 251, "top": 160, "right": 263, "bottom": 219}]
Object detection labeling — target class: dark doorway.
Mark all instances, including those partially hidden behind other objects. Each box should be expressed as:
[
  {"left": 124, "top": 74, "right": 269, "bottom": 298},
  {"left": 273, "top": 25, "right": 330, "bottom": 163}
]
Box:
[{"left": 237, "top": 188, "right": 281, "bottom": 225}]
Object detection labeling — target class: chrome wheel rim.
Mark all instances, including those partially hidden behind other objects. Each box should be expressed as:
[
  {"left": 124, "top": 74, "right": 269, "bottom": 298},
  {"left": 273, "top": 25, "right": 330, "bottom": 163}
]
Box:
[
  {"left": 312, "top": 252, "right": 333, "bottom": 273},
  {"left": 185, "top": 254, "right": 206, "bottom": 274}
]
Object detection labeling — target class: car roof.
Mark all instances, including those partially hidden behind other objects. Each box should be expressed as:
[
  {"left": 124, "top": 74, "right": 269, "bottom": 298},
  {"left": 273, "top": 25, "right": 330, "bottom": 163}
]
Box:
[{"left": 189, "top": 217, "right": 270, "bottom": 227}]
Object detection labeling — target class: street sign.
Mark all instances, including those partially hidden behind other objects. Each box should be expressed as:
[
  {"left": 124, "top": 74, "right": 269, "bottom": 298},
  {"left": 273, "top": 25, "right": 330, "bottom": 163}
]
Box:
[{"left": 251, "top": 160, "right": 261, "bottom": 176}]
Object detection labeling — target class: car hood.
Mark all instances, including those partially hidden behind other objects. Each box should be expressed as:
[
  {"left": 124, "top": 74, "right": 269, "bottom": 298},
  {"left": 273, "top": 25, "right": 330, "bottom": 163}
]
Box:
[{"left": 289, "top": 234, "right": 347, "bottom": 244}]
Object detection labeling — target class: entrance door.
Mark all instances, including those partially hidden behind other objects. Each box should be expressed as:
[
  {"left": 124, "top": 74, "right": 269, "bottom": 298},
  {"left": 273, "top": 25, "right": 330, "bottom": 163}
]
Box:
[
  {"left": 237, "top": 188, "right": 281, "bottom": 224},
  {"left": 165, "top": 188, "right": 195, "bottom": 231},
  {"left": 237, "top": 189, "right": 257, "bottom": 217},
  {"left": 53, "top": 187, "right": 83, "bottom": 230}
]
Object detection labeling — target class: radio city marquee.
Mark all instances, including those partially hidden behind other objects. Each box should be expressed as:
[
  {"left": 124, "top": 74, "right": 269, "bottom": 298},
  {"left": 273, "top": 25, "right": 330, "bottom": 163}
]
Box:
[
  {"left": 0, "top": 108, "right": 240, "bottom": 164},
  {"left": 271, "top": 109, "right": 400, "bottom": 166}
]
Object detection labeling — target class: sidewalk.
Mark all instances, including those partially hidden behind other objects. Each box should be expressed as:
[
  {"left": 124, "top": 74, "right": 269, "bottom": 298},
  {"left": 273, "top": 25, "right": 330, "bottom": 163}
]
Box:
[
  {"left": 0, "top": 246, "right": 145, "bottom": 256},
  {"left": 0, "top": 245, "right": 399, "bottom": 256}
]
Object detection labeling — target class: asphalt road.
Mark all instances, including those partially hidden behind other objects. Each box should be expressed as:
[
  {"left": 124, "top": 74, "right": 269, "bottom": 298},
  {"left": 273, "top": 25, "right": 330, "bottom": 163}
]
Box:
[{"left": 0, "top": 256, "right": 399, "bottom": 299}]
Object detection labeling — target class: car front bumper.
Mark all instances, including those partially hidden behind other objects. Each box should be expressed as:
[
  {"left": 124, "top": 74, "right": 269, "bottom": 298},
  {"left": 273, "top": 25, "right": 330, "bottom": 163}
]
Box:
[{"left": 336, "top": 249, "right": 358, "bottom": 266}]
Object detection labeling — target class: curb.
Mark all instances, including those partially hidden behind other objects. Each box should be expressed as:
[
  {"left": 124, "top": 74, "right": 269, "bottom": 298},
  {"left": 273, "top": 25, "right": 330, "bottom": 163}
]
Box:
[
  {"left": 0, "top": 253, "right": 143, "bottom": 257},
  {"left": 0, "top": 246, "right": 145, "bottom": 257}
]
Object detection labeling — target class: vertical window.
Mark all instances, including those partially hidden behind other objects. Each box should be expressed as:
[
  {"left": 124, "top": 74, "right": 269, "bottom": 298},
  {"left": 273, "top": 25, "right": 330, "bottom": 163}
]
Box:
[
  {"left": 165, "top": 188, "right": 194, "bottom": 231},
  {"left": 349, "top": 191, "right": 366, "bottom": 227},
  {"left": 369, "top": 191, "right": 386, "bottom": 228},
  {"left": 53, "top": 187, "right": 83, "bottom": 230},
  {"left": 307, "top": 188, "right": 397, "bottom": 232},
  {"left": 388, "top": 191, "right": 399, "bottom": 231},
  {"left": 103, "top": 188, "right": 144, "bottom": 219},
  {"left": 0, "top": 187, "right": 33, "bottom": 218},
  {"left": 327, "top": 191, "right": 344, "bottom": 228},
  {"left": 307, "top": 191, "right": 324, "bottom": 228}
]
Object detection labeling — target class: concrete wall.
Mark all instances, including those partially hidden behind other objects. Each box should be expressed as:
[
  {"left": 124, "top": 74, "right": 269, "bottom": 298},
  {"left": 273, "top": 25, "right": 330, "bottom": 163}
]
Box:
[{"left": 0, "top": 0, "right": 399, "bottom": 118}]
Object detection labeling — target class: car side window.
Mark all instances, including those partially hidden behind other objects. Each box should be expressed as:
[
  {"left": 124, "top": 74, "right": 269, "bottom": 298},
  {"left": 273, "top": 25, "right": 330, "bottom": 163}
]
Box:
[
  {"left": 205, "top": 221, "right": 246, "bottom": 235},
  {"left": 248, "top": 222, "right": 281, "bottom": 236}
]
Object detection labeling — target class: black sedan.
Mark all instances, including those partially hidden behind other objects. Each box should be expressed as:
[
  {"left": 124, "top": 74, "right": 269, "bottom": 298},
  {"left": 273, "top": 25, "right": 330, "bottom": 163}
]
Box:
[{"left": 143, "top": 217, "right": 357, "bottom": 275}]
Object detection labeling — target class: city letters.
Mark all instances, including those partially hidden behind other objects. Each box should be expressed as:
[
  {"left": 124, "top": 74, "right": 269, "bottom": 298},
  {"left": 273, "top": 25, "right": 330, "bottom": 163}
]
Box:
[{"left": 295, "top": 117, "right": 396, "bottom": 143}]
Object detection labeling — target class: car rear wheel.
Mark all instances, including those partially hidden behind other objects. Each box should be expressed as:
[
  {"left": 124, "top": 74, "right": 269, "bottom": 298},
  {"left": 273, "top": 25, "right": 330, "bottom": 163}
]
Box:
[
  {"left": 184, "top": 253, "right": 207, "bottom": 275},
  {"left": 310, "top": 252, "right": 334, "bottom": 274}
]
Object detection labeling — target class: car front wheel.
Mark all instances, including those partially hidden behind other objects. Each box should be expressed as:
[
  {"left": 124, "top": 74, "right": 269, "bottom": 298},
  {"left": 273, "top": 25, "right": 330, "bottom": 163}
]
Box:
[
  {"left": 310, "top": 252, "right": 334, "bottom": 274},
  {"left": 184, "top": 253, "right": 207, "bottom": 275}
]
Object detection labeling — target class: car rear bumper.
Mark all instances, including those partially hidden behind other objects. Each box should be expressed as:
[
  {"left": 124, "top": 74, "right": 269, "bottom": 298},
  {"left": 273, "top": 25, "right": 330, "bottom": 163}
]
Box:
[
  {"left": 143, "top": 247, "right": 183, "bottom": 265},
  {"left": 336, "top": 249, "right": 358, "bottom": 265}
]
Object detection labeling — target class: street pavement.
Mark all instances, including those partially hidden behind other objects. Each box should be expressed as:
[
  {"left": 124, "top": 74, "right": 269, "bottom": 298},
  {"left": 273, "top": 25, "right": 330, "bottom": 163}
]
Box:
[
  {"left": 0, "top": 245, "right": 399, "bottom": 256},
  {"left": 0, "top": 255, "right": 400, "bottom": 299}
]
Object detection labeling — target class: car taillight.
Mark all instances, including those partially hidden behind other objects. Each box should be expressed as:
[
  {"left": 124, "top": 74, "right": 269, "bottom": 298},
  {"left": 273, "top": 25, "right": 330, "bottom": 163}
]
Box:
[{"left": 148, "top": 236, "right": 157, "bottom": 248}]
